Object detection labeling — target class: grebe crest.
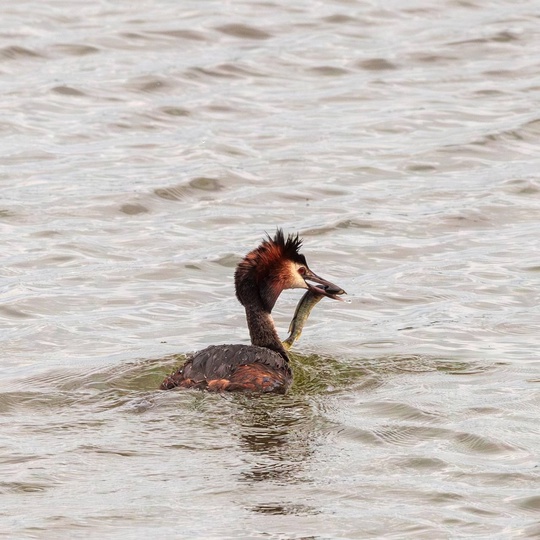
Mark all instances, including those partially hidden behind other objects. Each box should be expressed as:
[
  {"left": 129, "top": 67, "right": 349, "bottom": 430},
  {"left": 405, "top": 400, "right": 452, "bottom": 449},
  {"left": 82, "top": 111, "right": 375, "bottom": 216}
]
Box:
[{"left": 235, "top": 230, "right": 308, "bottom": 313}]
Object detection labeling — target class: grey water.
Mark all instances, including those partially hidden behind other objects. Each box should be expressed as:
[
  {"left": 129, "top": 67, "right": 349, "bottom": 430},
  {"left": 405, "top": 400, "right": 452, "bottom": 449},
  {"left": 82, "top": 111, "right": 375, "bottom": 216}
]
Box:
[{"left": 1, "top": 0, "right": 539, "bottom": 538}]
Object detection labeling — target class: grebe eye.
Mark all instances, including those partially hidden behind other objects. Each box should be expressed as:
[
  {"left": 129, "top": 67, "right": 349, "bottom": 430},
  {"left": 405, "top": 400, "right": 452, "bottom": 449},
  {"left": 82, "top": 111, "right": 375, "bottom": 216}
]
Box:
[{"left": 298, "top": 267, "right": 306, "bottom": 275}]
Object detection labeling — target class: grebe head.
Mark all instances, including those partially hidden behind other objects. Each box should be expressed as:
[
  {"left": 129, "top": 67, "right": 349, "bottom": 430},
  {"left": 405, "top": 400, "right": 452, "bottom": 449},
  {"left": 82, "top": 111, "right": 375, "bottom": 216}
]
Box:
[{"left": 235, "top": 229, "right": 345, "bottom": 313}]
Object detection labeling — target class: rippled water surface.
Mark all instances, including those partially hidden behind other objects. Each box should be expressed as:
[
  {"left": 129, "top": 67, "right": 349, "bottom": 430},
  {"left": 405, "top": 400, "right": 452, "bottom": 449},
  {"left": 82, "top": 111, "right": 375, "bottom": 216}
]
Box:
[{"left": 2, "top": 0, "right": 540, "bottom": 538}]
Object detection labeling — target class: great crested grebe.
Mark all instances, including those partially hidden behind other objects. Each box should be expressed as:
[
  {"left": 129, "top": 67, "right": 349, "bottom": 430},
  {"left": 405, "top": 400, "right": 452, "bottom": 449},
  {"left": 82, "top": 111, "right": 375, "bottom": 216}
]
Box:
[{"left": 160, "top": 230, "right": 345, "bottom": 393}]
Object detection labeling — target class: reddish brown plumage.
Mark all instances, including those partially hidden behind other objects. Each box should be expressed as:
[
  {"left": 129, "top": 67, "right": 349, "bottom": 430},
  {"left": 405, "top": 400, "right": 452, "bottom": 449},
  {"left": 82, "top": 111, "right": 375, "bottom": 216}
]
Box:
[
  {"left": 226, "top": 364, "right": 290, "bottom": 393},
  {"left": 235, "top": 230, "right": 306, "bottom": 313},
  {"left": 160, "top": 361, "right": 290, "bottom": 393}
]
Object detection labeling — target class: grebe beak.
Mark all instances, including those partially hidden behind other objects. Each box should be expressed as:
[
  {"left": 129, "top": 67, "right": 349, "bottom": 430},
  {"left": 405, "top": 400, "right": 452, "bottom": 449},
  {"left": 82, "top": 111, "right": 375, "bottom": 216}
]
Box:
[{"left": 303, "top": 269, "right": 346, "bottom": 301}]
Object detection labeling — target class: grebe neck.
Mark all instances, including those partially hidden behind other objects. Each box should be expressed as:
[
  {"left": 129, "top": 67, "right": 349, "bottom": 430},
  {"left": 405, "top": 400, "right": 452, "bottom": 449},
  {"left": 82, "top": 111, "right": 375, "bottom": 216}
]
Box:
[{"left": 245, "top": 306, "right": 288, "bottom": 359}]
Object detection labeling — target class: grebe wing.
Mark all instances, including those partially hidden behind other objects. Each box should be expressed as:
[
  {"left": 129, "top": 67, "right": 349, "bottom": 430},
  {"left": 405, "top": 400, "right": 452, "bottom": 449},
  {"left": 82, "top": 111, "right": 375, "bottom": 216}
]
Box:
[
  {"left": 160, "top": 344, "right": 291, "bottom": 392},
  {"left": 183, "top": 344, "right": 288, "bottom": 380}
]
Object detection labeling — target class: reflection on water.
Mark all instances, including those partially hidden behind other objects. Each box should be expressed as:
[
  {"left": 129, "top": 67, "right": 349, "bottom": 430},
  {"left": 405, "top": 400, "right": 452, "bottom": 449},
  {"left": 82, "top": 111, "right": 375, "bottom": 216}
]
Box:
[
  {"left": 250, "top": 502, "right": 320, "bottom": 516},
  {"left": 233, "top": 395, "right": 316, "bottom": 484},
  {"left": 1, "top": 347, "right": 539, "bottom": 537}
]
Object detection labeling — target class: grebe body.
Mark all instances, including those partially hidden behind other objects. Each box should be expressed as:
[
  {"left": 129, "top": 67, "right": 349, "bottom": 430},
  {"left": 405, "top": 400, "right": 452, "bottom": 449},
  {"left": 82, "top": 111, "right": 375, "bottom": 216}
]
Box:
[
  {"left": 160, "top": 230, "right": 344, "bottom": 393},
  {"left": 160, "top": 344, "right": 291, "bottom": 392}
]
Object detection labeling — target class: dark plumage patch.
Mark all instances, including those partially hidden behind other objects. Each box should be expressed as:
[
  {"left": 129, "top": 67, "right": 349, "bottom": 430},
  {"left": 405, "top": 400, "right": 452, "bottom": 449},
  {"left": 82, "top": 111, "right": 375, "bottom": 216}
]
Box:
[
  {"left": 159, "top": 344, "right": 292, "bottom": 393},
  {"left": 239, "top": 230, "right": 306, "bottom": 273},
  {"left": 270, "top": 229, "right": 306, "bottom": 265}
]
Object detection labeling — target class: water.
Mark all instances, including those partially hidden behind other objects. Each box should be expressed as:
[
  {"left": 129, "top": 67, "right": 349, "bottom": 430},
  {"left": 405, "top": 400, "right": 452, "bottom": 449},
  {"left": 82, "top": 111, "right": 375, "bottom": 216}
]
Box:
[{"left": 1, "top": 0, "right": 540, "bottom": 538}]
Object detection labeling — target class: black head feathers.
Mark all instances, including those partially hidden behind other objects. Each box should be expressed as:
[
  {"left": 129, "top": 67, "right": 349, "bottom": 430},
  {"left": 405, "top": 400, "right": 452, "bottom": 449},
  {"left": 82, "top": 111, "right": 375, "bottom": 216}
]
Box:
[{"left": 268, "top": 229, "right": 306, "bottom": 265}]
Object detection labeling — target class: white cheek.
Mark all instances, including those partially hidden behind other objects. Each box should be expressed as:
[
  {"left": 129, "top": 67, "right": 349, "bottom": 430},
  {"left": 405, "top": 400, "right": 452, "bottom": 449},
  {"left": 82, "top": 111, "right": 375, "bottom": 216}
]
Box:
[
  {"left": 291, "top": 273, "right": 308, "bottom": 289},
  {"left": 289, "top": 262, "right": 308, "bottom": 289}
]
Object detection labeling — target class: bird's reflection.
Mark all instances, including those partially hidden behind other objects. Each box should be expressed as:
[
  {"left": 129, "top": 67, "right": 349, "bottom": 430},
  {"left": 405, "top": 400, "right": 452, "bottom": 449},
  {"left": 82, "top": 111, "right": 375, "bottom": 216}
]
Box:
[{"left": 231, "top": 394, "right": 319, "bottom": 484}]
